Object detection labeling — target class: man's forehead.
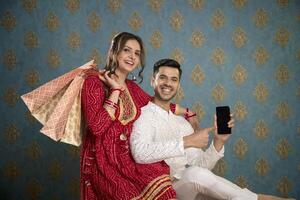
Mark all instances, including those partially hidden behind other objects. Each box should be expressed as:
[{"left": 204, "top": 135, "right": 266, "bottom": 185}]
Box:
[{"left": 157, "top": 66, "right": 180, "bottom": 76}]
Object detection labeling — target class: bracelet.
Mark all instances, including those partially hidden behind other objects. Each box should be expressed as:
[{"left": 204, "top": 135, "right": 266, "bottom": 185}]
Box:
[
  {"left": 184, "top": 108, "right": 189, "bottom": 119},
  {"left": 170, "top": 103, "right": 176, "bottom": 113},
  {"left": 110, "top": 87, "right": 124, "bottom": 94},
  {"left": 186, "top": 113, "right": 197, "bottom": 119},
  {"left": 104, "top": 99, "right": 118, "bottom": 109}
]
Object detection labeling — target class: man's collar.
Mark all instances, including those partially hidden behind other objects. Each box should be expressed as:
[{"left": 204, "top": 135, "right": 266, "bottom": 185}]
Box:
[{"left": 148, "top": 101, "right": 173, "bottom": 120}]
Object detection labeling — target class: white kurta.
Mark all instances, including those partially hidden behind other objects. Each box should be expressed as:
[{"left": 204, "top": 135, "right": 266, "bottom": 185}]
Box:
[
  {"left": 130, "top": 102, "right": 257, "bottom": 200},
  {"left": 130, "top": 101, "right": 224, "bottom": 179}
]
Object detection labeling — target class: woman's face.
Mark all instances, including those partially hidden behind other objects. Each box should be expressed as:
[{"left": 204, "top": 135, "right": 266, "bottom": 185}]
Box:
[{"left": 116, "top": 39, "right": 141, "bottom": 74}]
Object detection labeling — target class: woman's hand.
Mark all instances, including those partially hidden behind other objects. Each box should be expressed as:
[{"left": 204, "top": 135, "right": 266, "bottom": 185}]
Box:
[{"left": 99, "top": 71, "right": 124, "bottom": 90}]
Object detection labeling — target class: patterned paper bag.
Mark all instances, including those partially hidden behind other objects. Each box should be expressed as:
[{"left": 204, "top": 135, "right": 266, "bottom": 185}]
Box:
[{"left": 21, "top": 60, "right": 96, "bottom": 146}]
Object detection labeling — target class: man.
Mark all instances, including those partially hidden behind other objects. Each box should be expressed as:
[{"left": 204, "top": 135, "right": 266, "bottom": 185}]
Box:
[{"left": 130, "top": 58, "right": 294, "bottom": 200}]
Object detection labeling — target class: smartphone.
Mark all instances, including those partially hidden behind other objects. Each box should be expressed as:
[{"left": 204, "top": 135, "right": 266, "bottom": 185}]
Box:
[{"left": 216, "top": 106, "right": 231, "bottom": 134}]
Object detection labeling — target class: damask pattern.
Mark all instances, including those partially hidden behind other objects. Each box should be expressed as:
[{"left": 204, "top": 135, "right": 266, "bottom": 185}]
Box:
[{"left": 0, "top": 0, "right": 299, "bottom": 199}]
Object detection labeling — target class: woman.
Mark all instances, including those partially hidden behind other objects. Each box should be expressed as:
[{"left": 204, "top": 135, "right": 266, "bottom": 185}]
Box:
[{"left": 80, "top": 32, "right": 183, "bottom": 199}]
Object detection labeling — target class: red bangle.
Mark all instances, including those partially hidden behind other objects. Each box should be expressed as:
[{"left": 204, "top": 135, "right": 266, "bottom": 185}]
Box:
[
  {"left": 170, "top": 103, "right": 176, "bottom": 113},
  {"left": 110, "top": 87, "right": 124, "bottom": 94},
  {"left": 186, "top": 113, "right": 197, "bottom": 119},
  {"left": 105, "top": 99, "right": 118, "bottom": 109},
  {"left": 184, "top": 108, "right": 189, "bottom": 119}
]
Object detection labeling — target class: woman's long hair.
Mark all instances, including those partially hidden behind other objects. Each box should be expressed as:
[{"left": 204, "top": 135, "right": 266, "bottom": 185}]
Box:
[{"left": 104, "top": 32, "right": 145, "bottom": 83}]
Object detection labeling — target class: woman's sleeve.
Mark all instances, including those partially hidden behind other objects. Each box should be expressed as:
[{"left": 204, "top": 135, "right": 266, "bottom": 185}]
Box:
[{"left": 81, "top": 75, "right": 114, "bottom": 137}]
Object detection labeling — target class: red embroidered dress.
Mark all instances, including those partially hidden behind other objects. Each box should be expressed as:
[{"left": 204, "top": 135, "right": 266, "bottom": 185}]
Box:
[{"left": 80, "top": 75, "right": 176, "bottom": 200}]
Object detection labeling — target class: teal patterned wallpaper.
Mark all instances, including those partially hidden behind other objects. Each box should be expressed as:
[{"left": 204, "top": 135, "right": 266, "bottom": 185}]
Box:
[{"left": 0, "top": 0, "right": 299, "bottom": 199}]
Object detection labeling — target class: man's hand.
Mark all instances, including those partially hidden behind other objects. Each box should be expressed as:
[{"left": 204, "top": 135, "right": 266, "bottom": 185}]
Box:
[
  {"left": 213, "top": 114, "right": 234, "bottom": 152},
  {"left": 183, "top": 127, "right": 214, "bottom": 149}
]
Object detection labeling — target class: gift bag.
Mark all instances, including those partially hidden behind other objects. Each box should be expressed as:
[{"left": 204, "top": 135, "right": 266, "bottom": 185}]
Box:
[{"left": 21, "top": 60, "right": 97, "bottom": 146}]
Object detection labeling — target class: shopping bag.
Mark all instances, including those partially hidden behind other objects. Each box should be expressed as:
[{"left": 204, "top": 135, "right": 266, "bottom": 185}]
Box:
[{"left": 21, "top": 60, "right": 97, "bottom": 146}]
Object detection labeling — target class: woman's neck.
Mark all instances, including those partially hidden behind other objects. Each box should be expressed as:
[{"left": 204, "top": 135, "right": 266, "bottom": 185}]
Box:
[{"left": 115, "top": 69, "right": 128, "bottom": 85}]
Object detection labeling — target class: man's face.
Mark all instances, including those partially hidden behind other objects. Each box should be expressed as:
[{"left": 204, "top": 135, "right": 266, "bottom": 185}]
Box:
[{"left": 151, "top": 66, "right": 180, "bottom": 102}]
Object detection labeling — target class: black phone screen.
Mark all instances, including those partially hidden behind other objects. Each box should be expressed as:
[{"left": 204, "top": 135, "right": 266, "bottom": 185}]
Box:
[{"left": 216, "top": 106, "right": 231, "bottom": 134}]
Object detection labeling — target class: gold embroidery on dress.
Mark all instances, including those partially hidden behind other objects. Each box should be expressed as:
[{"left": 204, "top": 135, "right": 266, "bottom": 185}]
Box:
[{"left": 118, "top": 88, "right": 137, "bottom": 125}]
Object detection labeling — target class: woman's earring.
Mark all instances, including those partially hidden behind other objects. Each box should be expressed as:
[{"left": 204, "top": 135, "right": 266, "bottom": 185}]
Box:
[{"left": 130, "top": 72, "right": 137, "bottom": 81}]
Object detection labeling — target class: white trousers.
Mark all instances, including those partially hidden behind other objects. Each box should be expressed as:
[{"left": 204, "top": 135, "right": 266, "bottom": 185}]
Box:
[{"left": 173, "top": 166, "right": 258, "bottom": 200}]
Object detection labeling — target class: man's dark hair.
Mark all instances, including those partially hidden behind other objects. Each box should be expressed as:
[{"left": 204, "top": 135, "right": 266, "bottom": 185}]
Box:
[{"left": 153, "top": 58, "right": 182, "bottom": 79}]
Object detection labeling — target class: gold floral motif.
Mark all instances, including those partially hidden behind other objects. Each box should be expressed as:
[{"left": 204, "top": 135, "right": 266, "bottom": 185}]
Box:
[
  {"left": 128, "top": 12, "right": 143, "bottom": 32},
  {"left": 22, "top": 0, "right": 37, "bottom": 13},
  {"left": 25, "top": 111, "right": 36, "bottom": 124},
  {"left": 274, "top": 27, "right": 290, "bottom": 48},
  {"left": 68, "top": 146, "right": 81, "bottom": 159},
  {"left": 211, "top": 9, "right": 225, "bottom": 30},
  {"left": 211, "top": 47, "right": 225, "bottom": 66},
  {"left": 232, "top": 27, "right": 247, "bottom": 48},
  {"left": 297, "top": 12, "right": 300, "bottom": 22},
  {"left": 150, "top": 30, "right": 163, "bottom": 49},
  {"left": 25, "top": 69, "right": 39, "bottom": 88},
  {"left": 276, "top": 176, "right": 292, "bottom": 197},
  {"left": 24, "top": 31, "right": 38, "bottom": 49},
  {"left": 234, "top": 138, "right": 248, "bottom": 159},
  {"left": 253, "top": 82, "right": 268, "bottom": 102},
  {"left": 107, "top": 0, "right": 122, "bottom": 13},
  {"left": 3, "top": 49, "right": 17, "bottom": 70},
  {"left": 232, "top": 64, "right": 247, "bottom": 86},
  {"left": 3, "top": 87, "right": 18, "bottom": 107},
  {"left": 254, "top": 120, "right": 269, "bottom": 139},
  {"left": 253, "top": 9, "right": 269, "bottom": 28},
  {"left": 211, "top": 83, "right": 225, "bottom": 103},
  {"left": 48, "top": 159, "right": 63, "bottom": 181},
  {"left": 44, "top": 11, "right": 60, "bottom": 32},
  {"left": 276, "top": 139, "right": 291, "bottom": 159},
  {"left": 252, "top": 45, "right": 269, "bottom": 66},
  {"left": 277, "top": 0, "right": 289, "bottom": 8},
  {"left": 234, "top": 101, "right": 247, "bottom": 121},
  {"left": 65, "top": 0, "right": 80, "bottom": 14},
  {"left": 174, "top": 85, "right": 184, "bottom": 103},
  {"left": 297, "top": 86, "right": 300, "bottom": 99},
  {"left": 68, "top": 32, "right": 81, "bottom": 50},
  {"left": 232, "top": 0, "right": 247, "bottom": 9},
  {"left": 275, "top": 102, "right": 290, "bottom": 121},
  {"left": 234, "top": 175, "right": 248, "bottom": 188},
  {"left": 27, "top": 178, "right": 42, "bottom": 199},
  {"left": 190, "top": 64, "right": 205, "bottom": 85},
  {"left": 190, "top": 29, "right": 205, "bottom": 48},
  {"left": 296, "top": 49, "right": 300, "bottom": 61},
  {"left": 148, "top": 0, "right": 164, "bottom": 12},
  {"left": 170, "top": 48, "right": 184, "bottom": 64},
  {"left": 255, "top": 157, "right": 269, "bottom": 176},
  {"left": 169, "top": 10, "right": 184, "bottom": 31},
  {"left": 188, "top": 0, "right": 205, "bottom": 11},
  {"left": 1, "top": 11, "right": 17, "bottom": 32},
  {"left": 87, "top": 11, "right": 101, "bottom": 33},
  {"left": 26, "top": 141, "right": 42, "bottom": 160},
  {"left": 4, "top": 124, "right": 20, "bottom": 144},
  {"left": 191, "top": 102, "right": 205, "bottom": 122},
  {"left": 212, "top": 159, "right": 226, "bottom": 177},
  {"left": 275, "top": 64, "right": 290, "bottom": 84},
  {"left": 47, "top": 49, "right": 61, "bottom": 69},
  {"left": 69, "top": 177, "right": 80, "bottom": 196},
  {"left": 89, "top": 48, "right": 102, "bottom": 65},
  {"left": 3, "top": 161, "right": 20, "bottom": 181}
]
